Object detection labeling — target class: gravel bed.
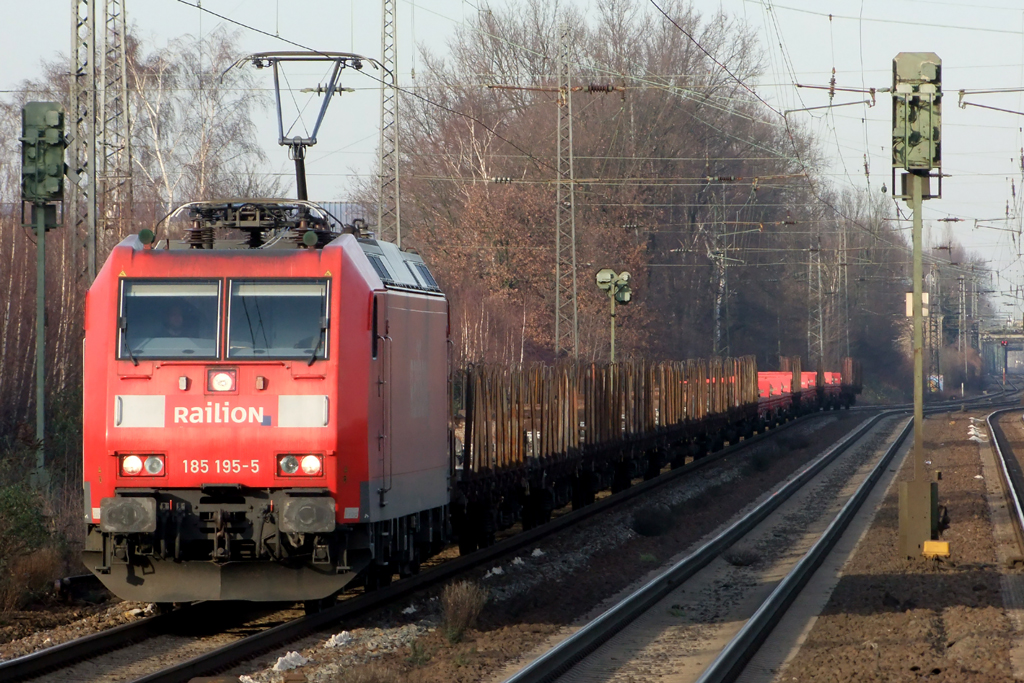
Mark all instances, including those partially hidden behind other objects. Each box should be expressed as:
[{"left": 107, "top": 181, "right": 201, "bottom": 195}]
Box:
[
  {"left": 224, "top": 413, "right": 861, "bottom": 683},
  {"left": 0, "top": 601, "right": 149, "bottom": 662},
  {"left": 1, "top": 413, "right": 855, "bottom": 683},
  {"left": 778, "top": 410, "right": 1020, "bottom": 682},
  {"left": 536, "top": 415, "right": 906, "bottom": 683}
]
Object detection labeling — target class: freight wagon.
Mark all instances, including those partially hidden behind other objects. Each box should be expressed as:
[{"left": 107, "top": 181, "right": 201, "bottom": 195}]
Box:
[{"left": 81, "top": 200, "right": 860, "bottom": 606}]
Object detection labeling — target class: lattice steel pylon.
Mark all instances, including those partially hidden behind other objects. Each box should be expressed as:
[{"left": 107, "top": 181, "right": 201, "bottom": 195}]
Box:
[
  {"left": 840, "top": 221, "right": 850, "bottom": 358},
  {"left": 554, "top": 23, "right": 578, "bottom": 358},
  {"left": 97, "top": 0, "right": 132, "bottom": 247},
  {"left": 70, "top": 0, "right": 96, "bottom": 280},
  {"left": 807, "top": 234, "right": 824, "bottom": 369},
  {"left": 377, "top": 0, "right": 401, "bottom": 247},
  {"left": 70, "top": 0, "right": 132, "bottom": 282}
]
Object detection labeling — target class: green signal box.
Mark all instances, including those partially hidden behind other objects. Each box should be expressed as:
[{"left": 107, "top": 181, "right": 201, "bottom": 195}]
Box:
[
  {"left": 892, "top": 53, "right": 941, "bottom": 198},
  {"left": 21, "top": 102, "right": 67, "bottom": 204}
]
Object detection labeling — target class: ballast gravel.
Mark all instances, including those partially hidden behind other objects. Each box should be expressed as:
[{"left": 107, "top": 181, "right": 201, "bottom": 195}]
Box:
[
  {"left": 778, "top": 410, "right": 1020, "bottom": 682},
  {"left": 4, "top": 412, "right": 861, "bottom": 683},
  {"left": 225, "top": 413, "right": 862, "bottom": 683},
  {"left": 0, "top": 600, "right": 149, "bottom": 662}
]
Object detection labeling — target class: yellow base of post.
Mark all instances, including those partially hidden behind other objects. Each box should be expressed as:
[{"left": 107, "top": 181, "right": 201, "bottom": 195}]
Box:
[{"left": 922, "top": 540, "right": 950, "bottom": 558}]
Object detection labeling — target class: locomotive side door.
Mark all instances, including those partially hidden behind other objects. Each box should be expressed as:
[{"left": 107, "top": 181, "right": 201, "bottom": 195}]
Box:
[{"left": 374, "top": 291, "right": 393, "bottom": 507}]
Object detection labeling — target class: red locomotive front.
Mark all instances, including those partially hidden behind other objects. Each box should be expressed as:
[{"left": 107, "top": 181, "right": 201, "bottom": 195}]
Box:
[{"left": 82, "top": 202, "right": 450, "bottom": 604}]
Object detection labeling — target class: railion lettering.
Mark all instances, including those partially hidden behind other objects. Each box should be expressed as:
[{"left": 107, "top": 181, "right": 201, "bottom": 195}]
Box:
[{"left": 172, "top": 402, "right": 268, "bottom": 425}]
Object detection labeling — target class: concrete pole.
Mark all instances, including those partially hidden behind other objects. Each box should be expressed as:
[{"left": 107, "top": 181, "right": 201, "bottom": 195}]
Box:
[
  {"left": 34, "top": 205, "right": 47, "bottom": 488},
  {"left": 609, "top": 292, "right": 616, "bottom": 363},
  {"left": 912, "top": 173, "right": 924, "bottom": 482}
]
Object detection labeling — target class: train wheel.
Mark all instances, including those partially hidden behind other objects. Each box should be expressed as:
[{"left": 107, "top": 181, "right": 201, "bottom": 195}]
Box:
[
  {"left": 689, "top": 440, "right": 706, "bottom": 460},
  {"left": 643, "top": 453, "right": 661, "bottom": 481},
  {"left": 154, "top": 602, "right": 175, "bottom": 615},
  {"left": 365, "top": 565, "right": 394, "bottom": 591},
  {"left": 458, "top": 536, "right": 478, "bottom": 556},
  {"left": 571, "top": 476, "right": 585, "bottom": 510},
  {"left": 303, "top": 594, "right": 337, "bottom": 615},
  {"left": 611, "top": 461, "right": 632, "bottom": 493}
]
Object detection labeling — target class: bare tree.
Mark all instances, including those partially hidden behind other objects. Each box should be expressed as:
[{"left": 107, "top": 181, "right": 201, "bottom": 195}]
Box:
[{"left": 129, "top": 28, "right": 275, "bottom": 219}]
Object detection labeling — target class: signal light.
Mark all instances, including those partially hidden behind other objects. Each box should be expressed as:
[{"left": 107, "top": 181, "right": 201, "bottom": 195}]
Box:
[
  {"left": 21, "top": 102, "right": 66, "bottom": 204},
  {"left": 120, "top": 454, "right": 165, "bottom": 477}
]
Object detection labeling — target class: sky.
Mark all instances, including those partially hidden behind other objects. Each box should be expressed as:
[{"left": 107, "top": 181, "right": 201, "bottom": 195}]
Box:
[{"left": 4, "top": 0, "right": 1024, "bottom": 322}]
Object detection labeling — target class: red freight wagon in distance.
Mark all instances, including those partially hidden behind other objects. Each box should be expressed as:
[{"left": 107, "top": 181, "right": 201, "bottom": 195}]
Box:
[{"left": 82, "top": 200, "right": 450, "bottom": 606}]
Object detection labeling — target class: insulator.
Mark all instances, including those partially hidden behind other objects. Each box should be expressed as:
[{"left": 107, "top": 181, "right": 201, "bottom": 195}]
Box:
[
  {"left": 245, "top": 228, "right": 264, "bottom": 249},
  {"left": 186, "top": 219, "right": 214, "bottom": 249}
]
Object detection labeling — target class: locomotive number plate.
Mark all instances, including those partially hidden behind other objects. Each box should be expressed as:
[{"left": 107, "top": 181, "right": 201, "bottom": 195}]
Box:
[{"left": 182, "top": 459, "right": 260, "bottom": 474}]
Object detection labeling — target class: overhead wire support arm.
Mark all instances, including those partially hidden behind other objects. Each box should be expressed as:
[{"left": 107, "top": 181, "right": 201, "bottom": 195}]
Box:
[
  {"left": 485, "top": 63, "right": 626, "bottom": 358},
  {"left": 785, "top": 83, "right": 882, "bottom": 116},
  {"left": 485, "top": 83, "right": 626, "bottom": 94},
  {"left": 235, "top": 51, "right": 376, "bottom": 202}
]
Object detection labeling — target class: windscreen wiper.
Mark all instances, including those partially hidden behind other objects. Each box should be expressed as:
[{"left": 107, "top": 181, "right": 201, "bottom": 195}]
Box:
[
  {"left": 308, "top": 316, "right": 327, "bottom": 366},
  {"left": 119, "top": 316, "right": 139, "bottom": 366}
]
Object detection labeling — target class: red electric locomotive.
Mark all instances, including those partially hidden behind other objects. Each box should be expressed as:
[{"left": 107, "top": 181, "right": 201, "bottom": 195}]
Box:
[{"left": 82, "top": 201, "right": 450, "bottom": 604}]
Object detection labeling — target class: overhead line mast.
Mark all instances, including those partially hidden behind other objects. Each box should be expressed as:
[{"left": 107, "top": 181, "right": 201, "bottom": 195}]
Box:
[
  {"left": 485, "top": 43, "right": 623, "bottom": 359},
  {"left": 378, "top": 0, "right": 401, "bottom": 247},
  {"left": 70, "top": 0, "right": 132, "bottom": 282},
  {"left": 555, "top": 23, "right": 578, "bottom": 359}
]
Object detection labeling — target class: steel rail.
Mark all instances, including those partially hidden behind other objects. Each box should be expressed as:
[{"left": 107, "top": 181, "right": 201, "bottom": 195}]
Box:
[
  {"left": 850, "top": 379, "right": 1016, "bottom": 413},
  {"left": 0, "top": 407, "right": 833, "bottom": 683},
  {"left": 696, "top": 397, "right": 1024, "bottom": 683},
  {"left": 504, "top": 394, "right": 1023, "bottom": 683},
  {"left": 128, "top": 409, "right": 856, "bottom": 683},
  {"left": 501, "top": 413, "right": 890, "bottom": 683},
  {"left": 0, "top": 605, "right": 202, "bottom": 682},
  {"left": 695, "top": 416, "right": 912, "bottom": 682},
  {"left": 52, "top": 573, "right": 107, "bottom": 601},
  {"left": 986, "top": 407, "right": 1024, "bottom": 557}
]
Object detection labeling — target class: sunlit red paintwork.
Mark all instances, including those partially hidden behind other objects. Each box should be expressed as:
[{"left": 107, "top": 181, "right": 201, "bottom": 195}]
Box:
[{"left": 82, "top": 232, "right": 450, "bottom": 602}]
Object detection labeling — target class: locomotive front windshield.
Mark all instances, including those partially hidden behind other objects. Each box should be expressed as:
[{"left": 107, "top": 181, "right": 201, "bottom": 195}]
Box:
[
  {"left": 118, "top": 281, "right": 220, "bottom": 360},
  {"left": 227, "top": 281, "right": 329, "bottom": 360}
]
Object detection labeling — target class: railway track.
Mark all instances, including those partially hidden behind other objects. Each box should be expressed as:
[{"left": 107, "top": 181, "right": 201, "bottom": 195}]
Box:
[
  {"left": 5, "top": 391, "right": 1015, "bottom": 683},
  {"left": 986, "top": 406, "right": 1024, "bottom": 559},
  {"left": 0, "top": 407, "right": 858, "bottom": 683},
  {"left": 501, "top": 395, "right": 1023, "bottom": 683}
]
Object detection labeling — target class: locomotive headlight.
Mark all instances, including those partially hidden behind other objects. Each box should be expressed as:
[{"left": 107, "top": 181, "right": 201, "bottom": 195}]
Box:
[
  {"left": 279, "top": 455, "right": 300, "bottom": 475},
  {"left": 144, "top": 455, "right": 165, "bottom": 475},
  {"left": 120, "top": 454, "right": 165, "bottom": 476},
  {"left": 121, "top": 455, "right": 143, "bottom": 476},
  {"left": 300, "top": 454, "right": 323, "bottom": 475},
  {"left": 207, "top": 368, "right": 237, "bottom": 392}
]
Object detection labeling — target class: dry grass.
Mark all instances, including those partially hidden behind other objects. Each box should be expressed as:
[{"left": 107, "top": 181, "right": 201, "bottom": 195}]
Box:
[
  {"left": 0, "top": 547, "right": 63, "bottom": 612},
  {"left": 441, "top": 580, "right": 488, "bottom": 643}
]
